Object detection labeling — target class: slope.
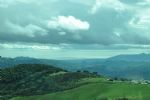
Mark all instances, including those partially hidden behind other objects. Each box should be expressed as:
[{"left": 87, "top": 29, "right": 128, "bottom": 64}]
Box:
[{"left": 11, "top": 78, "right": 150, "bottom": 100}]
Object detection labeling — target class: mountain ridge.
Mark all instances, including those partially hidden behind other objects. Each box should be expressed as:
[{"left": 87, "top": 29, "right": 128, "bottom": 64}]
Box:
[{"left": 1, "top": 53, "right": 150, "bottom": 80}]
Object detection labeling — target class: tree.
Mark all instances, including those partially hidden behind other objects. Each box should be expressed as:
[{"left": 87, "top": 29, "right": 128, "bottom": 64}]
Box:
[
  {"left": 83, "top": 70, "right": 89, "bottom": 74},
  {"left": 93, "top": 72, "right": 98, "bottom": 76},
  {"left": 116, "top": 97, "right": 129, "bottom": 100},
  {"left": 76, "top": 70, "right": 81, "bottom": 73}
]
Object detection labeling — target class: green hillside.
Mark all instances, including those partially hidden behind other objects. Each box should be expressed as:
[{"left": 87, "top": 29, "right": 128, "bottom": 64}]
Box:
[
  {"left": 2, "top": 64, "right": 150, "bottom": 100},
  {"left": 0, "top": 64, "right": 97, "bottom": 100},
  {"left": 10, "top": 78, "right": 150, "bottom": 100}
]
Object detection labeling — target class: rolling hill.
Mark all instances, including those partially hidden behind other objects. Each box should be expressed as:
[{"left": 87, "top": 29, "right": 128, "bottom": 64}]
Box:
[
  {"left": 10, "top": 78, "right": 150, "bottom": 100},
  {"left": 0, "top": 64, "right": 98, "bottom": 100},
  {"left": 1, "top": 63, "right": 150, "bottom": 100}
]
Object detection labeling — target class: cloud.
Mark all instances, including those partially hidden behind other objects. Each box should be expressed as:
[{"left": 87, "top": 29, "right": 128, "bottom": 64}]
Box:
[
  {"left": 0, "top": 0, "right": 39, "bottom": 8},
  {"left": 48, "top": 16, "right": 90, "bottom": 31},
  {"left": 1, "top": 0, "right": 150, "bottom": 59},
  {"left": 0, "top": 43, "right": 62, "bottom": 50},
  {"left": 5, "top": 21, "right": 47, "bottom": 37},
  {"left": 69, "top": 0, "right": 94, "bottom": 6},
  {"left": 0, "top": 0, "right": 150, "bottom": 46},
  {"left": 129, "top": 9, "right": 150, "bottom": 30},
  {"left": 121, "top": 0, "right": 150, "bottom": 44},
  {"left": 58, "top": 31, "right": 67, "bottom": 36},
  {"left": 91, "top": 0, "right": 128, "bottom": 14},
  {"left": 1, "top": 42, "right": 150, "bottom": 52}
]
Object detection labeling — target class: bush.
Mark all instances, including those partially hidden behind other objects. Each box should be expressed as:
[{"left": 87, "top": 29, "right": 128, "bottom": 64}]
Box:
[{"left": 115, "top": 97, "right": 129, "bottom": 100}]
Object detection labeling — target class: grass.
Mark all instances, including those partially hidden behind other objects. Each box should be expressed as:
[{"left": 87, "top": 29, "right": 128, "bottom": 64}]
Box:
[{"left": 10, "top": 78, "right": 150, "bottom": 100}]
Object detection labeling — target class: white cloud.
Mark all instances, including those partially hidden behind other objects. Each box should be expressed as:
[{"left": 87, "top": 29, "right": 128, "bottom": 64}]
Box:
[
  {"left": 128, "top": 3, "right": 150, "bottom": 39},
  {"left": 114, "top": 44, "right": 150, "bottom": 49},
  {"left": 5, "top": 21, "right": 47, "bottom": 37},
  {"left": 69, "top": 0, "right": 94, "bottom": 6},
  {"left": 129, "top": 15, "right": 150, "bottom": 40},
  {"left": 0, "top": 43, "right": 62, "bottom": 50},
  {"left": 58, "top": 31, "right": 67, "bottom": 36},
  {"left": 136, "top": 1, "right": 149, "bottom": 6},
  {"left": 48, "top": 16, "right": 90, "bottom": 31},
  {"left": 129, "top": 10, "right": 150, "bottom": 30},
  {"left": 91, "top": 0, "right": 128, "bottom": 14}
]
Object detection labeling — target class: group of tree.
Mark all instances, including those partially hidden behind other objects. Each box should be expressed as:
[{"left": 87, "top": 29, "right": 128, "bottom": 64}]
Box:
[{"left": 0, "top": 64, "right": 98, "bottom": 100}]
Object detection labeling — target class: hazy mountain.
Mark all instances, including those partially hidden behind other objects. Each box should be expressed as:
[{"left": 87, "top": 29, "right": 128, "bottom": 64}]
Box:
[
  {"left": 0, "top": 57, "right": 105, "bottom": 70},
  {"left": 81, "top": 53, "right": 150, "bottom": 80},
  {"left": 1, "top": 53, "right": 150, "bottom": 80},
  {"left": 107, "top": 53, "right": 150, "bottom": 62}
]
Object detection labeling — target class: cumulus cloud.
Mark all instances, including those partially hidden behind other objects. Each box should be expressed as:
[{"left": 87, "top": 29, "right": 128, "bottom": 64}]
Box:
[
  {"left": 48, "top": 16, "right": 90, "bottom": 31},
  {"left": 5, "top": 21, "right": 47, "bottom": 37}
]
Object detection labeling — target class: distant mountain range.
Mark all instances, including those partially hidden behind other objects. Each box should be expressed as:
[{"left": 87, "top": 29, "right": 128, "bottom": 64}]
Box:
[
  {"left": 1, "top": 53, "right": 150, "bottom": 80},
  {"left": 107, "top": 53, "right": 150, "bottom": 61}
]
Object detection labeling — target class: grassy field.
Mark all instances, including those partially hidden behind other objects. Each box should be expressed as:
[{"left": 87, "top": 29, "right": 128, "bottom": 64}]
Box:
[{"left": 10, "top": 78, "right": 150, "bottom": 100}]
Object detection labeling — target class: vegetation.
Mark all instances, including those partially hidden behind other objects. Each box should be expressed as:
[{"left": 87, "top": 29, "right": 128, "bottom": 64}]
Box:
[
  {"left": 10, "top": 78, "right": 150, "bottom": 100},
  {"left": 0, "top": 64, "right": 97, "bottom": 100},
  {"left": 0, "top": 64, "right": 65, "bottom": 83},
  {"left": 1, "top": 63, "right": 150, "bottom": 100}
]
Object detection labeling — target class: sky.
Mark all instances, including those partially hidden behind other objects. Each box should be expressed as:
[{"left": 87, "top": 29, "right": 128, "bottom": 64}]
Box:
[{"left": 0, "top": 0, "right": 150, "bottom": 59}]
